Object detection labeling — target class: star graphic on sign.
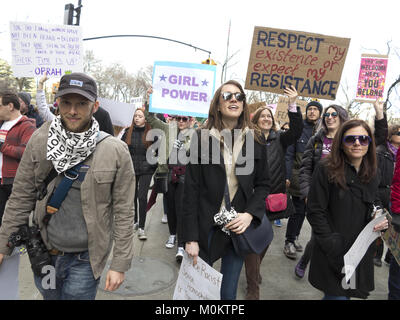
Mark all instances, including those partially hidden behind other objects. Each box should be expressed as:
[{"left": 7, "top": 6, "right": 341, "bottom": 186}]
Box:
[
  {"left": 202, "top": 79, "right": 209, "bottom": 86},
  {"left": 159, "top": 74, "right": 167, "bottom": 81}
]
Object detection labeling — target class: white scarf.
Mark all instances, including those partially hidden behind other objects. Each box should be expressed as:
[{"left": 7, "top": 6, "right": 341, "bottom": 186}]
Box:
[
  {"left": 210, "top": 127, "right": 249, "bottom": 209},
  {"left": 47, "top": 116, "right": 100, "bottom": 173}
]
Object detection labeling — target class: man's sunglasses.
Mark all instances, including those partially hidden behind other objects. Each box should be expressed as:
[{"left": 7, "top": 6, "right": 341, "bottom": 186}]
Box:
[
  {"left": 343, "top": 135, "right": 372, "bottom": 146},
  {"left": 221, "top": 92, "right": 246, "bottom": 102},
  {"left": 395, "top": 132, "right": 400, "bottom": 136},
  {"left": 323, "top": 112, "right": 338, "bottom": 118},
  {"left": 173, "top": 116, "right": 189, "bottom": 122}
]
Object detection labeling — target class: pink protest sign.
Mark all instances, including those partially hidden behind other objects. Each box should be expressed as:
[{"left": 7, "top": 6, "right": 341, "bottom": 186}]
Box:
[{"left": 356, "top": 54, "right": 388, "bottom": 102}]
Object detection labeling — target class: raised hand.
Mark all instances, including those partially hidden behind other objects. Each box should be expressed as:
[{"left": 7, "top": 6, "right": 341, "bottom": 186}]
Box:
[{"left": 284, "top": 85, "right": 298, "bottom": 105}]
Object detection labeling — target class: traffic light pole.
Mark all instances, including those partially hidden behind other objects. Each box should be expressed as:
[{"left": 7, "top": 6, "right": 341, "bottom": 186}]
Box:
[
  {"left": 65, "top": 2, "right": 212, "bottom": 56},
  {"left": 82, "top": 34, "right": 211, "bottom": 56}
]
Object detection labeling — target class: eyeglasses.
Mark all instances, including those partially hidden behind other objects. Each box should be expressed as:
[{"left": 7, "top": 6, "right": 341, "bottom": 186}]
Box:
[
  {"left": 343, "top": 135, "right": 372, "bottom": 146},
  {"left": 323, "top": 112, "right": 338, "bottom": 118},
  {"left": 221, "top": 92, "right": 246, "bottom": 102},
  {"left": 173, "top": 116, "right": 189, "bottom": 122},
  {"left": 395, "top": 132, "right": 400, "bottom": 136}
]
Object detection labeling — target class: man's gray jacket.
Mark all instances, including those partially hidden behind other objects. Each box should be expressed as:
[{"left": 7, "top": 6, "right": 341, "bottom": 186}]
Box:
[{"left": 0, "top": 121, "right": 135, "bottom": 279}]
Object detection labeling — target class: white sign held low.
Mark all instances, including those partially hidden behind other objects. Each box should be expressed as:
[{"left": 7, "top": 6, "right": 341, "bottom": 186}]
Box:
[
  {"left": 173, "top": 252, "right": 222, "bottom": 300},
  {"left": 344, "top": 213, "right": 388, "bottom": 282}
]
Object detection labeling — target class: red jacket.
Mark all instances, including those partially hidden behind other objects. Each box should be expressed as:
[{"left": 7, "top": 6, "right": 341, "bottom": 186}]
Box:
[
  {"left": 391, "top": 148, "right": 400, "bottom": 214},
  {"left": 0, "top": 116, "right": 36, "bottom": 184}
]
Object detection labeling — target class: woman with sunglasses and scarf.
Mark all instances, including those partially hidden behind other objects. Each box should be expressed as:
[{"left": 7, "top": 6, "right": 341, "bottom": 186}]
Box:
[
  {"left": 182, "top": 80, "right": 272, "bottom": 300},
  {"left": 294, "top": 104, "right": 348, "bottom": 277},
  {"left": 295, "top": 102, "right": 387, "bottom": 279},
  {"left": 244, "top": 85, "right": 303, "bottom": 300},
  {"left": 306, "top": 119, "right": 388, "bottom": 300}
]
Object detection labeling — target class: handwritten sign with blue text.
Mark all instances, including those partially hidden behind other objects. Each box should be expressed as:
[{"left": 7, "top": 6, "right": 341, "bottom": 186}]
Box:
[
  {"left": 245, "top": 26, "right": 350, "bottom": 100},
  {"left": 10, "top": 21, "right": 83, "bottom": 78},
  {"left": 150, "top": 61, "right": 216, "bottom": 117}
]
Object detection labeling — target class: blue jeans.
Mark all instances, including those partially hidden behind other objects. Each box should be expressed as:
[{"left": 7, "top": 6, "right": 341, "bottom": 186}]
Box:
[
  {"left": 34, "top": 251, "right": 99, "bottom": 300},
  {"left": 208, "top": 229, "right": 244, "bottom": 300},
  {"left": 322, "top": 294, "right": 350, "bottom": 300},
  {"left": 389, "top": 256, "right": 400, "bottom": 300}
]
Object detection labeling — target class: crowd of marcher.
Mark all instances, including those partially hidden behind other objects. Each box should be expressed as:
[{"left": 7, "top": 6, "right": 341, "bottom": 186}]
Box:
[{"left": 0, "top": 71, "right": 398, "bottom": 301}]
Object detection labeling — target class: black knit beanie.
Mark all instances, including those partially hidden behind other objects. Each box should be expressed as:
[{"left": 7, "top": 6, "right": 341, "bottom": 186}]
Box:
[
  {"left": 18, "top": 92, "right": 32, "bottom": 106},
  {"left": 306, "top": 101, "right": 323, "bottom": 116}
]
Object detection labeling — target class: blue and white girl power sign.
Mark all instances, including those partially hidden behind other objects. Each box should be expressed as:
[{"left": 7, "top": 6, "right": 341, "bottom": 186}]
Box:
[{"left": 150, "top": 61, "right": 216, "bottom": 118}]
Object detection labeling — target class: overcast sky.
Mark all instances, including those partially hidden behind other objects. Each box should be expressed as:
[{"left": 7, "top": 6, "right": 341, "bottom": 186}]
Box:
[{"left": 1, "top": 0, "right": 399, "bottom": 115}]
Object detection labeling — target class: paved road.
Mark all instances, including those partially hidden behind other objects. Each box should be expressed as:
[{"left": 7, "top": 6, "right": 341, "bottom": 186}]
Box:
[{"left": 17, "top": 193, "right": 390, "bottom": 300}]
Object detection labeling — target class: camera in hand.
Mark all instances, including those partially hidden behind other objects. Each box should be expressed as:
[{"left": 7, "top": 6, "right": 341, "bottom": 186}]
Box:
[
  {"left": 214, "top": 207, "right": 238, "bottom": 235},
  {"left": 8, "top": 224, "right": 52, "bottom": 277}
]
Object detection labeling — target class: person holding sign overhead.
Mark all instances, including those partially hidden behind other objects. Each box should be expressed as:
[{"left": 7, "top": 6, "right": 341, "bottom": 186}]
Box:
[
  {"left": 294, "top": 104, "right": 349, "bottom": 279},
  {"left": 284, "top": 100, "right": 322, "bottom": 260},
  {"left": 244, "top": 85, "right": 303, "bottom": 300},
  {"left": 182, "top": 80, "right": 272, "bottom": 300}
]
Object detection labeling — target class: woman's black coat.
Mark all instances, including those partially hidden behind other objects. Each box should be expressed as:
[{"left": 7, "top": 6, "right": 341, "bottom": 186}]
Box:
[
  {"left": 181, "top": 130, "right": 271, "bottom": 263},
  {"left": 263, "top": 109, "right": 303, "bottom": 220},
  {"left": 306, "top": 161, "right": 380, "bottom": 299},
  {"left": 265, "top": 109, "right": 303, "bottom": 195},
  {"left": 122, "top": 126, "right": 156, "bottom": 176},
  {"left": 376, "top": 144, "right": 395, "bottom": 210}
]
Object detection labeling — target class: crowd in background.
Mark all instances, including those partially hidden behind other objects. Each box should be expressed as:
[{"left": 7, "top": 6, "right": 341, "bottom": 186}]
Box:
[{"left": 0, "top": 72, "right": 399, "bottom": 301}]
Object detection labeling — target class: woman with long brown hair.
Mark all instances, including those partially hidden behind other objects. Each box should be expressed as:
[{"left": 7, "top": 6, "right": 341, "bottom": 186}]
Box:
[
  {"left": 122, "top": 107, "right": 156, "bottom": 240},
  {"left": 244, "top": 85, "right": 303, "bottom": 300},
  {"left": 182, "top": 80, "right": 272, "bottom": 300},
  {"left": 306, "top": 119, "right": 388, "bottom": 299}
]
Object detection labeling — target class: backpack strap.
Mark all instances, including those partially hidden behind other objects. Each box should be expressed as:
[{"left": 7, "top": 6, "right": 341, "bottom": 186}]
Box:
[
  {"left": 43, "top": 162, "right": 87, "bottom": 225},
  {"left": 97, "top": 130, "right": 110, "bottom": 143}
]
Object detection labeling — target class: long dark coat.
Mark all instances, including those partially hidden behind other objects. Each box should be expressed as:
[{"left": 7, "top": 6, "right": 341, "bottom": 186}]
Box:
[
  {"left": 306, "top": 161, "right": 380, "bottom": 299},
  {"left": 263, "top": 109, "right": 303, "bottom": 220},
  {"left": 181, "top": 129, "right": 271, "bottom": 264}
]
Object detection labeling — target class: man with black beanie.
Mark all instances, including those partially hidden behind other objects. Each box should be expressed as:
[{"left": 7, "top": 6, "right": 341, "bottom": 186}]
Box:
[
  {"left": 283, "top": 100, "right": 322, "bottom": 260},
  {"left": 18, "top": 92, "right": 44, "bottom": 128}
]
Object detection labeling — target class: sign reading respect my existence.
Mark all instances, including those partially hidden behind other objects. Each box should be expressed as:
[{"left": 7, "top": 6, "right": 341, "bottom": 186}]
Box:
[
  {"left": 355, "top": 54, "right": 389, "bottom": 102},
  {"left": 245, "top": 26, "right": 350, "bottom": 100},
  {"left": 9, "top": 21, "right": 83, "bottom": 78},
  {"left": 150, "top": 61, "right": 216, "bottom": 118}
]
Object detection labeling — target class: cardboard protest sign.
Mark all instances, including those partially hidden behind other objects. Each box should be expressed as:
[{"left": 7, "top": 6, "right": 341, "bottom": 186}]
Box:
[
  {"left": 248, "top": 101, "right": 277, "bottom": 118},
  {"left": 173, "top": 252, "right": 222, "bottom": 300},
  {"left": 98, "top": 97, "right": 136, "bottom": 127},
  {"left": 245, "top": 26, "right": 350, "bottom": 100},
  {"left": 274, "top": 97, "right": 308, "bottom": 125},
  {"left": 382, "top": 221, "right": 400, "bottom": 266},
  {"left": 150, "top": 61, "right": 216, "bottom": 118},
  {"left": 355, "top": 54, "right": 389, "bottom": 102},
  {"left": 248, "top": 101, "right": 267, "bottom": 115},
  {"left": 10, "top": 21, "right": 83, "bottom": 78}
]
